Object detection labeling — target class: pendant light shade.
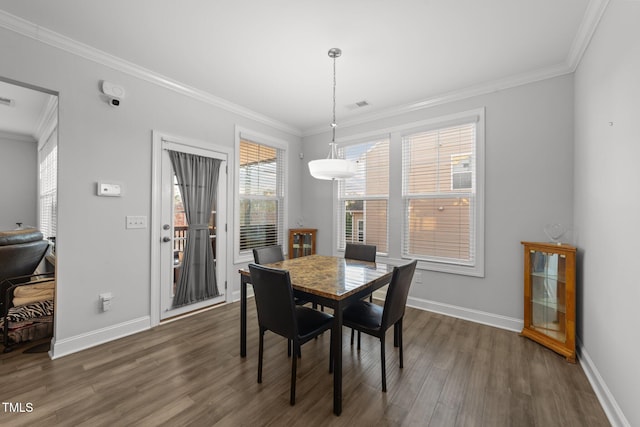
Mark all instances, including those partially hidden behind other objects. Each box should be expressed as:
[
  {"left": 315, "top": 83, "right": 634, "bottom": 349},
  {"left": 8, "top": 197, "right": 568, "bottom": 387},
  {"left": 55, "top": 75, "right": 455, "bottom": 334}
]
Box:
[
  {"left": 308, "top": 143, "right": 357, "bottom": 180},
  {"left": 308, "top": 48, "right": 355, "bottom": 180}
]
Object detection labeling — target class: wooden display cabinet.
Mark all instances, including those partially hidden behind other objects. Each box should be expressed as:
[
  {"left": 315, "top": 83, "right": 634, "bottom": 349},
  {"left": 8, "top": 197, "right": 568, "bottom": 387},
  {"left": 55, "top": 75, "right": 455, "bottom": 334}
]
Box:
[
  {"left": 288, "top": 228, "right": 317, "bottom": 259},
  {"left": 521, "top": 241, "right": 577, "bottom": 363}
]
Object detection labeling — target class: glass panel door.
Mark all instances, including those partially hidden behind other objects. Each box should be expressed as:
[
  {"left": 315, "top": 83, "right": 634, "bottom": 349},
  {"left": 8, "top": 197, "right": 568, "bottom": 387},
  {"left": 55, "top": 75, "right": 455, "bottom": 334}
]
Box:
[
  {"left": 170, "top": 175, "right": 217, "bottom": 305},
  {"left": 529, "top": 250, "right": 566, "bottom": 343},
  {"left": 159, "top": 142, "right": 227, "bottom": 320}
]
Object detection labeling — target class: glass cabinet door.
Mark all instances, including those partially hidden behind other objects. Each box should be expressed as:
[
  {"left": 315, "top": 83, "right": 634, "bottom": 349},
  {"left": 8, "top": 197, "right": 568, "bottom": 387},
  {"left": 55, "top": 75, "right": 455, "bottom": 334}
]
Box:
[
  {"left": 289, "top": 228, "right": 317, "bottom": 259},
  {"left": 529, "top": 250, "right": 566, "bottom": 343},
  {"left": 521, "top": 241, "right": 576, "bottom": 363}
]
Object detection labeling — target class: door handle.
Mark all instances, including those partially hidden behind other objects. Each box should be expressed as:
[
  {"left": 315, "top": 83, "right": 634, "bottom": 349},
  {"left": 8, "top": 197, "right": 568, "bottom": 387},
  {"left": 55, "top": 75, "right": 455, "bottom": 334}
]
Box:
[{"left": 162, "top": 236, "right": 171, "bottom": 243}]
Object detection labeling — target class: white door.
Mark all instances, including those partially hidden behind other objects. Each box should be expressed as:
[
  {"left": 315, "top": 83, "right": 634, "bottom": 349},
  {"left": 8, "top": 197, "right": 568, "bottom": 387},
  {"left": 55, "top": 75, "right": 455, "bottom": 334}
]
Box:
[{"left": 154, "top": 134, "right": 228, "bottom": 321}]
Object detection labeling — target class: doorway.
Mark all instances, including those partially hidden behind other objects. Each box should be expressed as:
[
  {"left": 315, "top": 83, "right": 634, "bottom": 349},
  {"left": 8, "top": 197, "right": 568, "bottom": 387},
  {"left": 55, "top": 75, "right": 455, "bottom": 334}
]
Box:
[
  {"left": 0, "top": 77, "right": 58, "bottom": 354},
  {"left": 151, "top": 132, "right": 229, "bottom": 324}
]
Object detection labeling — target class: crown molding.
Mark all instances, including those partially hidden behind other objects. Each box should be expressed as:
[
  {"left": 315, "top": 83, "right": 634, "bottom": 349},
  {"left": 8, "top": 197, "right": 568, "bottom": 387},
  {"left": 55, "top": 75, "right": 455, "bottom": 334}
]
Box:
[
  {"left": 0, "top": 129, "right": 36, "bottom": 143},
  {"left": 302, "top": 61, "right": 572, "bottom": 137},
  {"left": 1, "top": 2, "right": 608, "bottom": 140},
  {"left": 0, "top": 10, "right": 301, "bottom": 137},
  {"left": 566, "top": 0, "right": 611, "bottom": 71}
]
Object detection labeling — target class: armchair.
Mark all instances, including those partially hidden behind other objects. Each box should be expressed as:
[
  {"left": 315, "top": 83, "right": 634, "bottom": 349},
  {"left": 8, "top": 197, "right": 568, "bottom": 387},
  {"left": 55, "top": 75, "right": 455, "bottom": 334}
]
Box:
[
  {"left": 0, "top": 228, "right": 49, "bottom": 283},
  {"left": 0, "top": 228, "right": 52, "bottom": 352}
]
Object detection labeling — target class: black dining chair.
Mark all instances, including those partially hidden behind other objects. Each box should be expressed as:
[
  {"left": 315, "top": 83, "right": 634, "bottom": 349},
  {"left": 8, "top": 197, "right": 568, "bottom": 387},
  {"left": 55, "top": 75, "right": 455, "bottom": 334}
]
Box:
[
  {"left": 344, "top": 243, "right": 377, "bottom": 263},
  {"left": 249, "top": 263, "right": 334, "bottom": 405},
  {"left": 253, "top": 244, "right": 309, "bottom": 356},
  {"left": 344, "top": 243, "right": 377, "bottom": 303},
  {"left": 253, "top": 245, "right": 311, "bottom": 308},
  {"left": 342, "top": 259, "right": 417, "bottom": 392},
  {"left": 252, "top": 244, "right": 285, "bottom": 265},
  {"left": 344, "top": 243, "right": 378, "bottom": 343}
]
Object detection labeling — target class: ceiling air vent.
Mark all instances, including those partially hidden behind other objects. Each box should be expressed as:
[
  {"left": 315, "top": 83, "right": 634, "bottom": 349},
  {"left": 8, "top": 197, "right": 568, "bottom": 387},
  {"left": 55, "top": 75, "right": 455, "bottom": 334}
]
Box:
[
  {"left": 346, "top": 100, "right": 370, "bottom": 110},
  {"left": 0, "top": 96, "right": 14, "bottom": 107}
]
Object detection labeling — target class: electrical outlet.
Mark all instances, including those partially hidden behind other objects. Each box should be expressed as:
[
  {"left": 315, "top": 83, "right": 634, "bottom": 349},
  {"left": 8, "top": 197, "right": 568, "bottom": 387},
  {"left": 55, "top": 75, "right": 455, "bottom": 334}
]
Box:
[{"left": 126, "top": 215, "right": 147, "bottom": 229}]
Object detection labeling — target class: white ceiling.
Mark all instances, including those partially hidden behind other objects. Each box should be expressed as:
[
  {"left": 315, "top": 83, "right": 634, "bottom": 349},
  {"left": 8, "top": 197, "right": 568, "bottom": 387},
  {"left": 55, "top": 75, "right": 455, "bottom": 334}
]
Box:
[
  {"left": 0, "top": 80, "right": 54, "bottom": 139},
  {"left": 0, "top": 0, "right": 601, "bottom": 134}
]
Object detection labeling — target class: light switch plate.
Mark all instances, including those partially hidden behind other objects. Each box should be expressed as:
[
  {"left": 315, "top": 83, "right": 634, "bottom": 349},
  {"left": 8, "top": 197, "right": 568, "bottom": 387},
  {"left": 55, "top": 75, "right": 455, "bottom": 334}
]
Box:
[{"left": 126, "top": 215, "right": 147, "bottom": 229}]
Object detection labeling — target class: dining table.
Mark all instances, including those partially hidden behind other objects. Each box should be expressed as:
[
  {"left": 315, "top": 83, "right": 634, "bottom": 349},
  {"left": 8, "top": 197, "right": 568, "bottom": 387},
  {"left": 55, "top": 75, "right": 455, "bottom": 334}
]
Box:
[{"left": 239, "top": 254, "right": 394, "bottom": 416}]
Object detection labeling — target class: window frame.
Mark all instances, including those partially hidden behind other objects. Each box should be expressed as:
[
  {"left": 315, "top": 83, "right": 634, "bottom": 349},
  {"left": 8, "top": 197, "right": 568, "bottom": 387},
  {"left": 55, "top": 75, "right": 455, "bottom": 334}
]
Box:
[
  {"left": 234, "top": 126, "right": 288, "bottom": 263},
  {"left": 37, "top": 109, "right": 58, "bottom": 244},
  {"left": 333, "top": 108, "right": 484, "bottom": 277},
  {"left": 38, "top": 139, "right": 57, "bottom": 240},
  {"left": 336, "top": 137, "right": 391, "bottom": 256}
]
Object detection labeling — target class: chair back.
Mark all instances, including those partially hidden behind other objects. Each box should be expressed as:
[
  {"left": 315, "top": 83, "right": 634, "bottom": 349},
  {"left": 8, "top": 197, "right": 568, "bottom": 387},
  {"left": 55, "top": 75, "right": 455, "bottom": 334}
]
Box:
[
  {"left": 253, "top": 245, "right": 285, "bottom": 265},
  {"left": 381, "top": 260, "right": 417, "bottom": 330},
  {"left": 344, "top": 243, "right": 377, "bottom": 262},
  {"left": 0, "top": 229, "right": 49, "bottom": 284},
  {"left": 249, "top": 263, "right": 297, "bottom": 340}
]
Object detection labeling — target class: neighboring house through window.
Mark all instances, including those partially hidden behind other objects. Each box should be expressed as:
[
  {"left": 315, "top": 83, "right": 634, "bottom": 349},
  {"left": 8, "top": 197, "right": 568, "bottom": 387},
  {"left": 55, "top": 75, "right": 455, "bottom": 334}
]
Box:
[{"left": 337, "top": 138, "right": 389, "bottom": 253}]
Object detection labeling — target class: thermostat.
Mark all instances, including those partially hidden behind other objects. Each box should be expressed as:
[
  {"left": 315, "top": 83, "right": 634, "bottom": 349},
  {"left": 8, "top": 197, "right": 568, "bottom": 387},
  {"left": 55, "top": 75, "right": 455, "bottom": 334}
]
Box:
[{"left": 97, "top": 181, "right": 122, "bottom": 197}]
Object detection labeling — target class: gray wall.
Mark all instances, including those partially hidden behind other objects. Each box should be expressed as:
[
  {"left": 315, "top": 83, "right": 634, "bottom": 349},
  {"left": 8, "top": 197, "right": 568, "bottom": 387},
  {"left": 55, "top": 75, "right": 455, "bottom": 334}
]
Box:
[
  {"left": 574, "top": 1, "right": 640, "bottom": 426},
  {"left": 0, "top": 26, "right": 302, "bottom": 355},
  {"left": 0, "top": 133, "right": 37, "bottom": 230},
  {"left": 303, "top": 74, "right": 574, "bottom": 323}
]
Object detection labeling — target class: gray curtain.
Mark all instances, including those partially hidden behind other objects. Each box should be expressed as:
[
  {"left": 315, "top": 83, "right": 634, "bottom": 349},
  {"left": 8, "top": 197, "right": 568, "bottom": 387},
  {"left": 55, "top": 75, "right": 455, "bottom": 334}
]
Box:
[{"left": 168, "top": 150, "right": 222, "bottom": 308}]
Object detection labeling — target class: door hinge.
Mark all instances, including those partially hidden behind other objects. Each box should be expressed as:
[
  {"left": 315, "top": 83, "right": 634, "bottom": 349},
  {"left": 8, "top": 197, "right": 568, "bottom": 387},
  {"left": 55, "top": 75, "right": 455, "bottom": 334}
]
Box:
[
  {"left": 225, "top": 280, "right": 228, "bottom": 290},
  {"left": 226, "top": 165, "right": 228, "bottom": 174},
  {"left": 225, "top": 223, "right": 228, "bottom": 232}
]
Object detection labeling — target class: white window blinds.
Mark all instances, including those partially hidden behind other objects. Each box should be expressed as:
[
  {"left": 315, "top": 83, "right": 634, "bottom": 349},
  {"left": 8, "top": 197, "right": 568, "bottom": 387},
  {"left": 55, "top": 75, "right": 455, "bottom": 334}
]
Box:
[
  {"left": 402, "top": 122, "right": 476, "bottom": 265},
  {"left": 39, "top": 128, "right": 57, "bottom": 241},
  {"left": 337, "top": 138, "right": 389, "bottom": 253},
  {"left": 238, "top": 138, "right": 285, "bottom": 252}
]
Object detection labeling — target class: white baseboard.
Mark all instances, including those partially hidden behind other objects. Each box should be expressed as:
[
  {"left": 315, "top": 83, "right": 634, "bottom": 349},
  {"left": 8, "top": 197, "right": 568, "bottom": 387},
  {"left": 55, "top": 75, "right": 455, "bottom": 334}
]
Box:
[
  {"left": 404, "top": 295, "right": 523, "bottom": 332},
  {"left": 234, "top": 287, "right": 521, "bottom": 333},
  {"left": 49, "top": 316, "right": 151, "bottom": 359},
  {"left": 576, "top": 339, "right": 630, "bottom": 427},
  {"left": 230, "top": 289, "right": 242, "bottom": 302},
  {"left": 235, "top": 286, "right": 522, "bottom": 332}
]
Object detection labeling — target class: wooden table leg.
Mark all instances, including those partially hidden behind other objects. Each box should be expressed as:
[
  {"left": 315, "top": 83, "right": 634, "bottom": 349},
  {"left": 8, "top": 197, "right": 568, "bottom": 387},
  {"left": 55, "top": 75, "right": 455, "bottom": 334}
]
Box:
[
  {"left": 241, "top": 274, "right": 247, "bottom": 358},
  {"left": 333, "top": 302, "right": 343, "bottom": 415}
]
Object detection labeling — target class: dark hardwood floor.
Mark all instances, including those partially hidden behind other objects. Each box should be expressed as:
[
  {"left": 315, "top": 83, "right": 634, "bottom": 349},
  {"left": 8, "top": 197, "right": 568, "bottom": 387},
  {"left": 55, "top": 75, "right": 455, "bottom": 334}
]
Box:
[{"left": 0, "top": 301, "right": 610, "bottom": 426}]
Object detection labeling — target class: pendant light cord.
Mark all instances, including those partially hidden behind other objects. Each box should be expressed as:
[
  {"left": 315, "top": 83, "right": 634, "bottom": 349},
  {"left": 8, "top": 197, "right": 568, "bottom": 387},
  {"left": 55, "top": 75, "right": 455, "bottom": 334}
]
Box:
[
  {"left": 332, "top": 53, "right": 337, "bottom": 144},
  {"left": 308, "top": 47, "right": 355, "bottom": 180}
]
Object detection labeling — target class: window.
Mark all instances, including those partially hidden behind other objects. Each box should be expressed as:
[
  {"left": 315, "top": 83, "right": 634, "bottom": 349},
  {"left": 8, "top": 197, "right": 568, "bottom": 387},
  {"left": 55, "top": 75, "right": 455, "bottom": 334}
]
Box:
[
  {"left": 38, "top": 128, "right": 57, "bottom": 242},
  {"left": 237, "top": 131, "right": 286, "bottom": 258},
  {"left": 337, "top": 139, "right": 389, "bottom": 253},
  {"left": 402, "top": 121, "right": 478, "bottom": 268},
  {"left": 332, "top": 108, "right": 484, "bottom": 276}
]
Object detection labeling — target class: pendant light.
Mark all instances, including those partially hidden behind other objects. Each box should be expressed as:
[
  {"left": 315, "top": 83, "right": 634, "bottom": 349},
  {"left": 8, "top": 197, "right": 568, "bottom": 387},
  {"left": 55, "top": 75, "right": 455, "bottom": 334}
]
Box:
[{"left": 308, "top": 48, "right": 356, "bottom": 180}]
